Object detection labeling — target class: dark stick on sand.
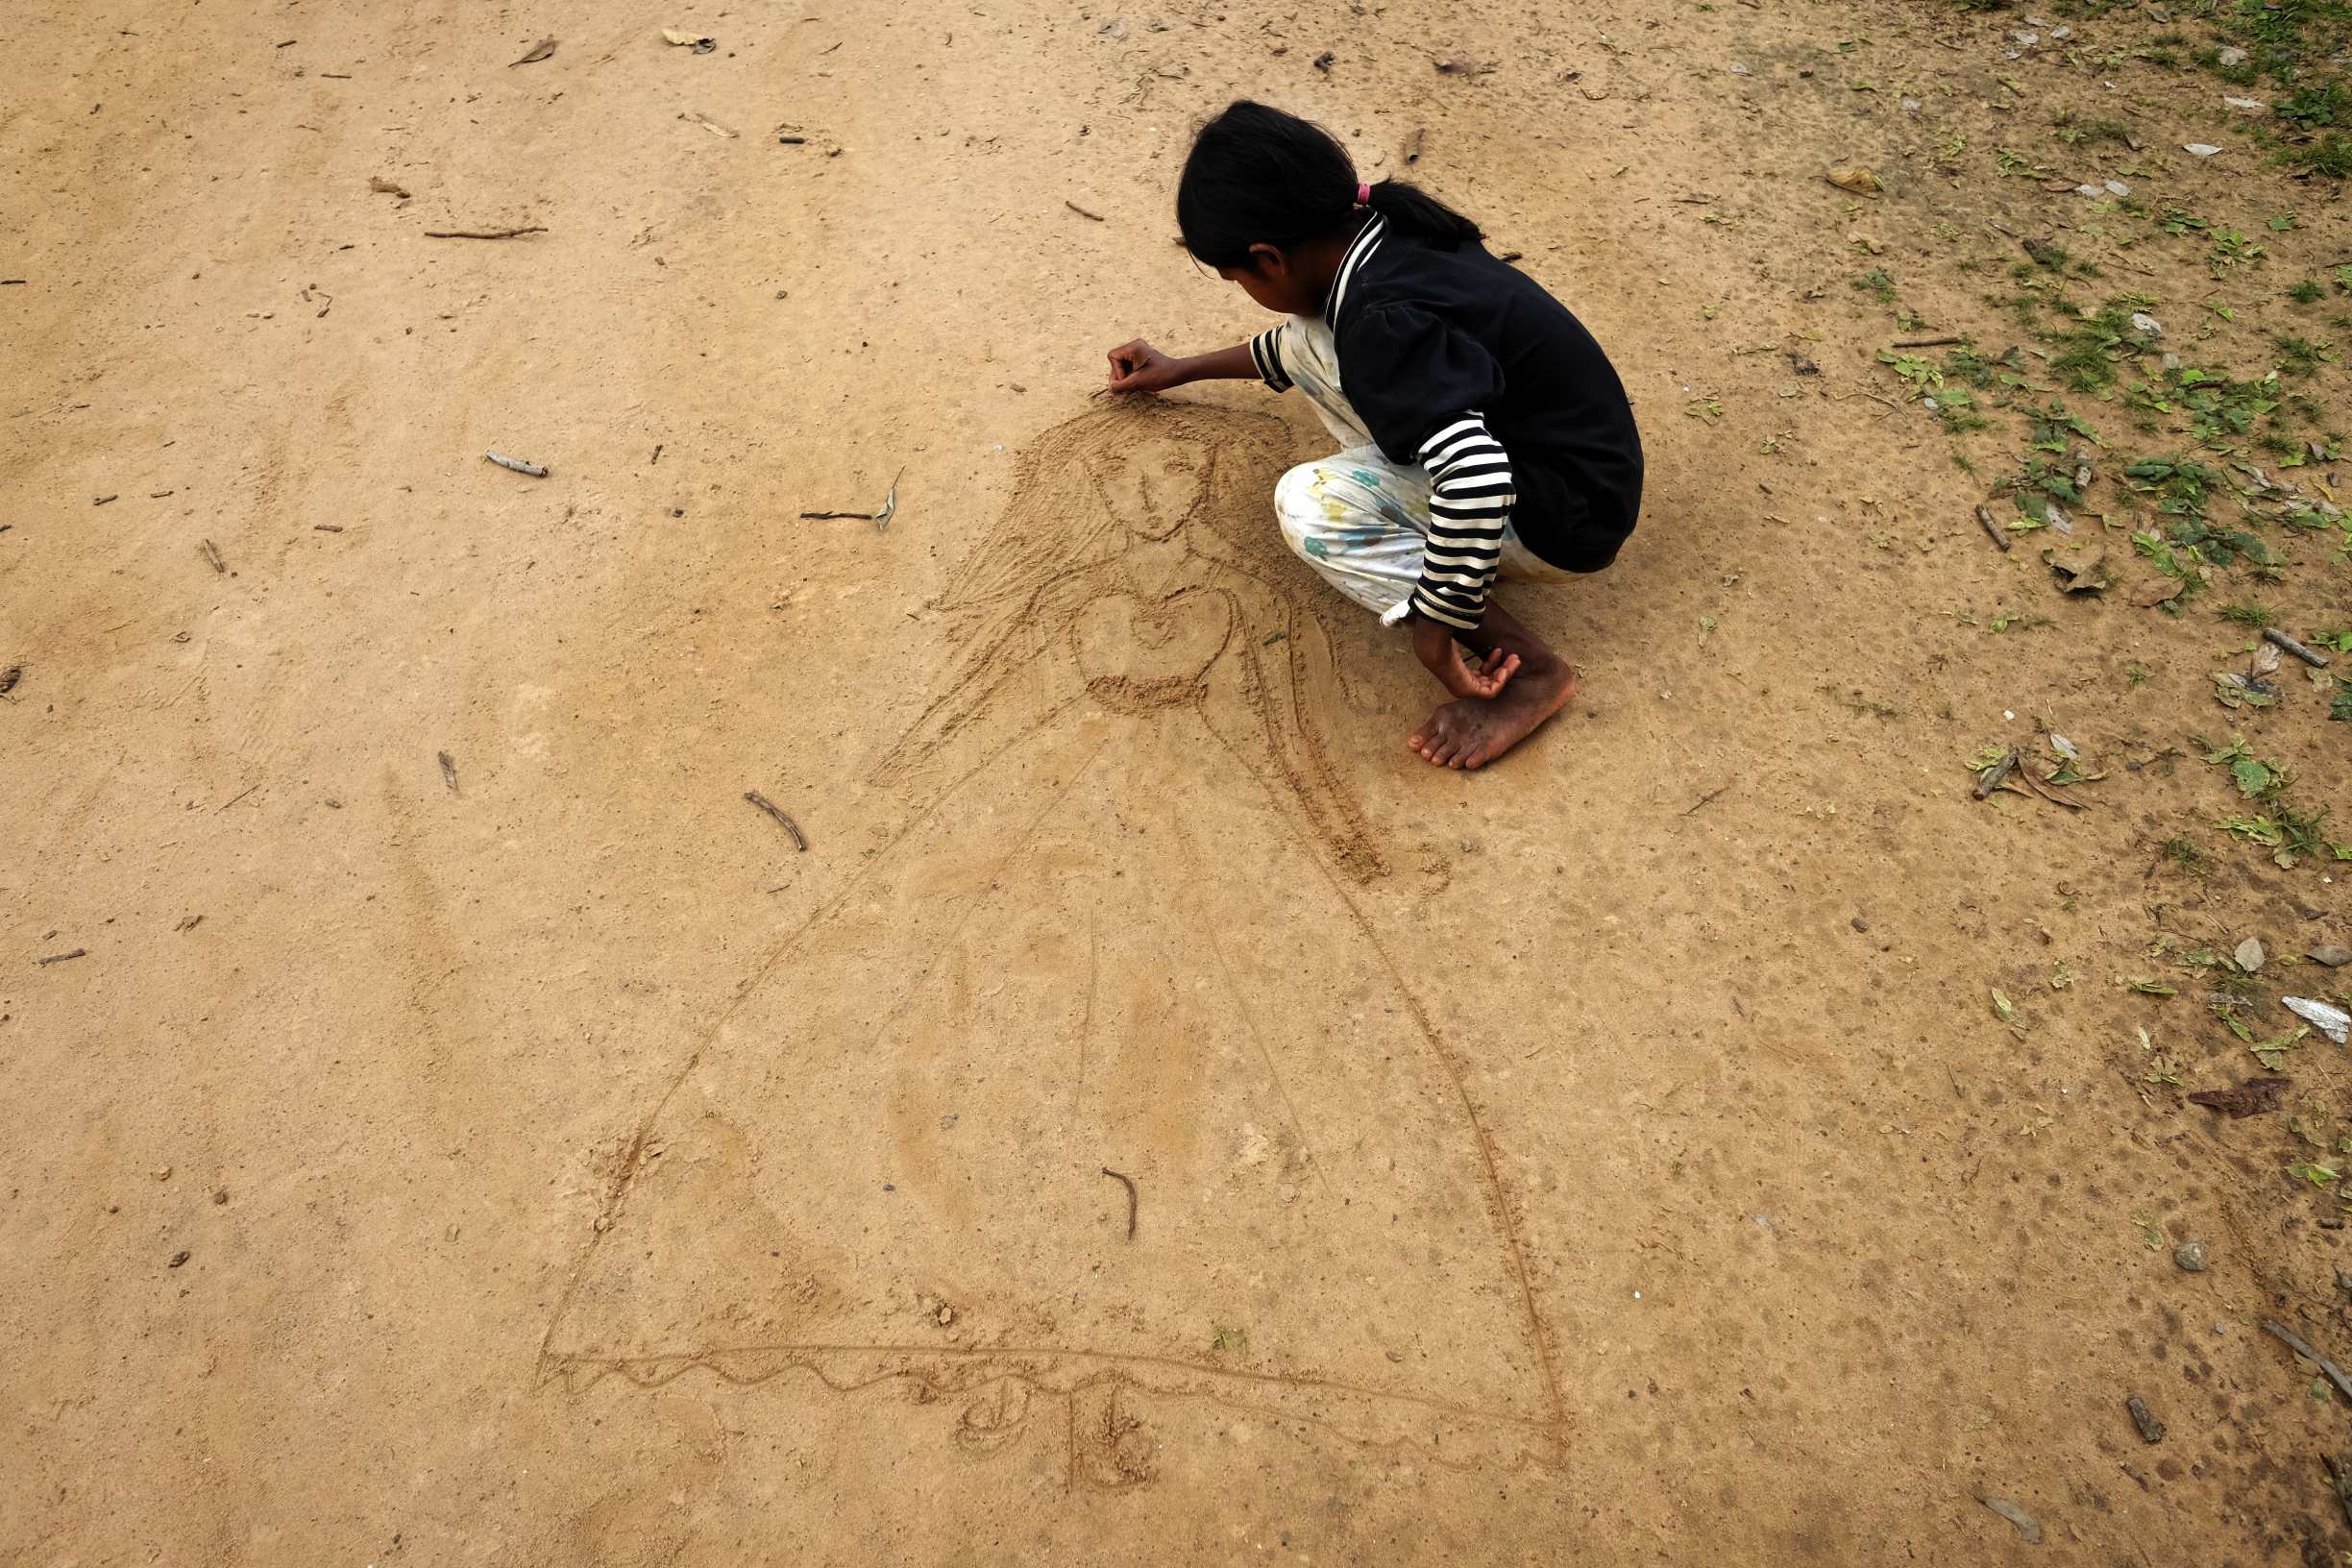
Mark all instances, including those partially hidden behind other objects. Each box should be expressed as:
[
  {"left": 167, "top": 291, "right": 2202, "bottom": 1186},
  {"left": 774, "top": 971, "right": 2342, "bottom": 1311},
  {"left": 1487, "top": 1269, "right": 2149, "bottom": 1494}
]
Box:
[
  {"left": 1101, "top": 1167, "right": 1138, "bottom": 1239},
  {"left": 744, "top": 791, "right": 807, "bottom": 850}
]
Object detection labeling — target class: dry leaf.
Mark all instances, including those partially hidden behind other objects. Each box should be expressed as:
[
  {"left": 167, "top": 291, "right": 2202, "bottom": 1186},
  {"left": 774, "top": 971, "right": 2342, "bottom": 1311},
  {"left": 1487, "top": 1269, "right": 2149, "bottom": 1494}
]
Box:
[
  {"left": 2043, "top": 547, "right": 2109, "bottom": 594},
  {"left": 661, "top": 27, "right": 715, "bottom": 49},
  {"left": 1825, "top": 166, "right": 1882, "bottom": 195},
  {"left": 508, "top": 37, "right": 556, "bottom": 66},
  {"left": 2130, "top": 577, "right": 2185, "bottom": 607}
]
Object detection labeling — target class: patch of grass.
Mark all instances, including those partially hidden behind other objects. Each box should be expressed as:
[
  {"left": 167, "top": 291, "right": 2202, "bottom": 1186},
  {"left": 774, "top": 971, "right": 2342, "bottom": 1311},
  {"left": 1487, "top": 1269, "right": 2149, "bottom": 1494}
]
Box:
[
  {"left": 2053, "top": 112, "right": 2134, "bottom": 144},
  {"left": 2276, "top": 333, "right": 2339, "bottom": 375},
  {"left": 2289, "top": 279, "right": 2327, "bottom": 304},
  {"left": 2284, "top": 133, "right": 2352, "bottom": 177},
  {"left": 2160, "top": 836, "right": 2213, "bottom": 877},
  {"left": 1852, "top": 267, "right": 1897, "bottom": 305},
  {"left": 2042, "top": 298, "right": 2160, "bottom": 392},
  {"left": 2278, "top": 81, "right": 2352, "bottom": 129},
  {"left": 2219, "top": 600, "right": 2275, "bottom": 628}
]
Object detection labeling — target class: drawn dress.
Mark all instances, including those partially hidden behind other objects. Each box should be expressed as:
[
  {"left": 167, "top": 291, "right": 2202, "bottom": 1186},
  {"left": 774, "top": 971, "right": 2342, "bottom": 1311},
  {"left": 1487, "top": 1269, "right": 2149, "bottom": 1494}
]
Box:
[{"left": 542, "top": 407, "right": 1562, "bottom": 1473}]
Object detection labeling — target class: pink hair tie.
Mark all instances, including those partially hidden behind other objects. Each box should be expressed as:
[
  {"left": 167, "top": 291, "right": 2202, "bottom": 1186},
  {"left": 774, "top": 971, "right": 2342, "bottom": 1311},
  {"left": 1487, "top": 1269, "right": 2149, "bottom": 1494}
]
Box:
[{"left": 1355, "top": 181, "right": 1372, "bottom": 206}]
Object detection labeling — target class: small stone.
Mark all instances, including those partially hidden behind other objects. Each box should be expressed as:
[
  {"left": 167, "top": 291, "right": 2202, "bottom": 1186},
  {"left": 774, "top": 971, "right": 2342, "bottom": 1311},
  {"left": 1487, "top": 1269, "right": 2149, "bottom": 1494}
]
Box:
[
  {"left": 2217, "top": 44, "right": 2247, "bottom": 64},
  {"left": 1278, "top": 1182, "right": 1300, "bottom": 1205},
  {"left": 2183, "top": 142, "right": 2223, "bottom": 157},
  {"left": 2309, "top": 944, "right": 2351, "bottom": 968},
  {"left": 1730, "top": 61, "right": 1751, "bottom": 74},
  {"left": 153, "top": 1166, "right": 172, "bottom": 1181},
  {"left": 2125, "top": 1394, "right": 2166, "bottom": 1443},
  {"left": 2334, "top": 1266, "right": 2352, "bottom": 1295},
  {"left": 168, "top": 1249, "right": 190, "bottom": 1268},
  {"left": 2224, "top": 95, "right": 2266, "bottom": 110},
  {"left": 212, "top": 1188, "right": 228, "bottom": 1205},
  {"left": 2130, "top": 311, "right": 2164, "bottom": 337},
  {"left": 2236, "top": 937, "right": 2266, "bottom": 973},
  {"left": 938, "top": 1113, "right": 959, "bottom": 1131},
  {"left": 935, "top": 1303, "right": 956, "bottom": 1326},
  {"left": 592, "top": 1214, "right": 612, "bottom": 1233},
  {"left": 2175, "top": 1239, "right": 2210, "bottom": 1272},
  {"left": 2104, "top": 179, "right": 2130, "bottom": 196},
  {"left": 1850, "top": 917, "right": 1871, "bottom": 933}
]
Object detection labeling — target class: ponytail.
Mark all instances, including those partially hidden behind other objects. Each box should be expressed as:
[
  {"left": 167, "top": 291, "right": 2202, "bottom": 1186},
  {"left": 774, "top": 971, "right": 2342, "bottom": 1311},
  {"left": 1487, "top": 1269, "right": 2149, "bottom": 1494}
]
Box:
[
  {"left": 1177, "top": 100, "right": 1482, "bottom": 268},
  {"left": 1362, "top": 178, "right": 1482, "bottom": 249}
]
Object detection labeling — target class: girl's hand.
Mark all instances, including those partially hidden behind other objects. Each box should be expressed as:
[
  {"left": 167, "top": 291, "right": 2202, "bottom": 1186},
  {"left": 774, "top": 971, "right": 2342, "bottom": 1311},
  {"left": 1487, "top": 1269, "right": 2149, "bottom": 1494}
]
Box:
[
  {"left": 1106, "top": 339, "right": 1187, "bottom": 395},
  {"left": 1410, "top": 614, "right": 1519, "bottom": 700}
]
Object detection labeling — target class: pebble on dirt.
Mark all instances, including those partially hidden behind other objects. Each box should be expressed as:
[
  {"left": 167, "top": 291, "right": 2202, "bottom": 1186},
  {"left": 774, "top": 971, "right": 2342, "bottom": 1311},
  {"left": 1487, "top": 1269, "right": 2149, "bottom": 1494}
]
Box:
[
  {"left": 2313, "top": 944, "right": 2352, "bottom": 968},
  {"left": 2125, "top": 1394, "right": 2166, "bottom": 1444},
  {"left": 2235, "top": 937, "right": 2266, "bottom": 973},
  {"left": 168, "top": 1249, "right": 190, "bottom": 1268},
  {"left": 2176, "top": 1239, "right": 2211, "bottom": 1273}
]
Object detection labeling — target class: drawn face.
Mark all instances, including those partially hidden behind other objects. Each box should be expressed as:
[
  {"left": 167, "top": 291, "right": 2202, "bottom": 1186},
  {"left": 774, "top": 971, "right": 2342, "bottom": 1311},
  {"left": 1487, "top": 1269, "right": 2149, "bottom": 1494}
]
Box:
[{"left": 1084, "top": 436, "right": 1208, "bottom": 542}]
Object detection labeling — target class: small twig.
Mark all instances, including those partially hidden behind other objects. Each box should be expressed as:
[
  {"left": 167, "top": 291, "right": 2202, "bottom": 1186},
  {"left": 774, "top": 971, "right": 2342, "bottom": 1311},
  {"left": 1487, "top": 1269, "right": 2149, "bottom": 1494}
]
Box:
[
  {"left": 2323, "top": 1455, "right": 2352, "bottom": 1534},
  {"left": 437, "top": 750, "right": 458, "bottom": 793},
  {"left": 199, "top": 538, "right": 227, "bottom": 573},
  {"left": 424, "top": 227, "right": 547, "bottom": 240},
  {"left": 796, "top": 509, "right": 869, "bottom": 521},
  {"left": 93, "top": 494, "right": 118, "bottom": 506},
  {"left": 214, "top": 782, "right": 260, "bottom": 813},
  {"left": 1974, "top": 504, "right": 2012, "bottom": 552},
  {"left": 2264, "top": 627, "right": 2332, "bottom": 669},
  {"left": 313, "top": 524, "right": 344, "bottom": 532},
  {"left": 1892, "top": 334, "right": 1966, "bottom": 349},
  {"left": 744, "top": 791, "right": 807, "bottom": 850},
  {"left": 1972, "top": 748, "right": 2021, "bottom": 800},
  {"left": 1065, "top": 200, "right": 1106, "bottom": 222},
  {"left": 1682, "top": 783, "right": 1730, "bottom": 816},
  {"left": 1101, "top": 1166, "right": 1138, "bottom": 1239},
  {"left": 485, "top": 451, "right": 548, "bottom": 478},
  {"left": 777, "top": 135, "right": 808, "bottom": 144},
  {"left": 36, "top": 947, "right": 88, "bottom": 967},
  {"left": 2265, "top": 1319, "right": 2352, "bottom": 1406}
]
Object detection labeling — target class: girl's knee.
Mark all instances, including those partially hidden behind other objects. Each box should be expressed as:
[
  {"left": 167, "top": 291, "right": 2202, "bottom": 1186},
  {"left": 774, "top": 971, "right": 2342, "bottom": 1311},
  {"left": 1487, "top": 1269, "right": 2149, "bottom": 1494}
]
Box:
[{"left": 1273, "top": 461, "right": 1328, "bottom": 556}]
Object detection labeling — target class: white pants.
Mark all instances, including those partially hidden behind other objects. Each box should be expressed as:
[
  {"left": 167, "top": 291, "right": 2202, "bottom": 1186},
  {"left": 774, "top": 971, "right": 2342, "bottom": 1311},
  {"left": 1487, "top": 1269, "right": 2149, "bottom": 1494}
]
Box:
[{"left": 1269, "top": 315, "right": 1572, "bottom": 625}]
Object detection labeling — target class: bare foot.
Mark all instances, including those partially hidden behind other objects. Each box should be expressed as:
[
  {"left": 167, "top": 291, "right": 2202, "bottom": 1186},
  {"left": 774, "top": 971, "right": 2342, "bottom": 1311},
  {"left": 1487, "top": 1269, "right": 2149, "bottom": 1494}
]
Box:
[{"left": 1407, "top": 652, "right": 1578, "bottom": 770}]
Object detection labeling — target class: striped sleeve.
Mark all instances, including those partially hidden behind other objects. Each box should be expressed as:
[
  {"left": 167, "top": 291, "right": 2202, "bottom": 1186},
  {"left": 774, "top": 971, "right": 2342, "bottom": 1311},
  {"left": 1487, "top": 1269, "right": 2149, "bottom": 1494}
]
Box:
[
  {"left": 1248, "top": 327, "right": 1292, "bottom": 392},
  {"left": 1409, "top": 413, "right": 1513, "bottom": 630}
]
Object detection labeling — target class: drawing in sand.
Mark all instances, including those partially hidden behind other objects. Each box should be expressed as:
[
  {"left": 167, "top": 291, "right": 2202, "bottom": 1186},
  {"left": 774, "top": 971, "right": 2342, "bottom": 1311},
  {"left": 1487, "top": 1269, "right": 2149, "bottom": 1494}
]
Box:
[{"left": 540, "top": 405, "right": 1565, "bottom": 1478}]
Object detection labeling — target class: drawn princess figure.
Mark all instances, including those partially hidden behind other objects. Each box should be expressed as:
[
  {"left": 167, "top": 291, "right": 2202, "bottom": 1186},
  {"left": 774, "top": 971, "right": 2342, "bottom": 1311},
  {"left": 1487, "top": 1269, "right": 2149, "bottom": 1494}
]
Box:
[{"left": 541, "top": 404, "right": 1564, "bottom": 1479}]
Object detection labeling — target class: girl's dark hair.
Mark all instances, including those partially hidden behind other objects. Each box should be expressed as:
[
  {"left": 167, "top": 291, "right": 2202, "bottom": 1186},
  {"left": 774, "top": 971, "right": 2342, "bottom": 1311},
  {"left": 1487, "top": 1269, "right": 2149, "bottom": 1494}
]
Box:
[{"left": 1176, "top": 100, "right": 1482, "bottom": 267}]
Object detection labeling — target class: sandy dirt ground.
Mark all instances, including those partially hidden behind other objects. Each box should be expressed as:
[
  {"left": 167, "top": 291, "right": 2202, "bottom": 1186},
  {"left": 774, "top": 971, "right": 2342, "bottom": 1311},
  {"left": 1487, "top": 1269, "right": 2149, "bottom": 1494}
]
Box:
[{"left": 7, "top": 0, "right": 2352, "bottom": 1560}]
